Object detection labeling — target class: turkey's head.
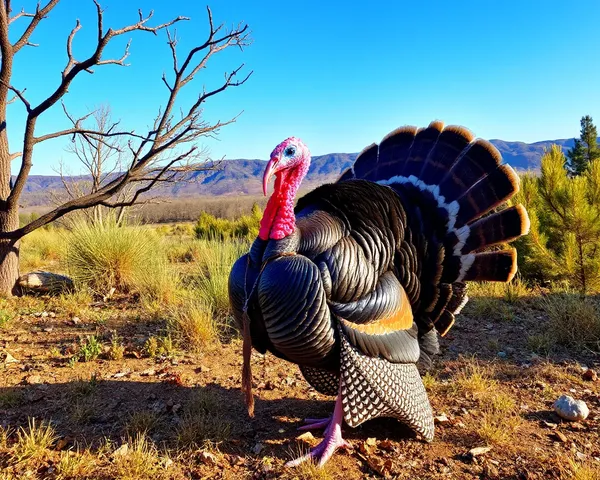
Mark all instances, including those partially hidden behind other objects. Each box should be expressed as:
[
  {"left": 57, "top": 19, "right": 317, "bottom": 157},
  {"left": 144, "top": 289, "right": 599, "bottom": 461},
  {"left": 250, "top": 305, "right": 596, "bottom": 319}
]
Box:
[
  {"left": 258, "top": 137, "right": 311, "bottom": 241},
  {"left": 262, "top": 137, "right": 311, "bottom": 196}
]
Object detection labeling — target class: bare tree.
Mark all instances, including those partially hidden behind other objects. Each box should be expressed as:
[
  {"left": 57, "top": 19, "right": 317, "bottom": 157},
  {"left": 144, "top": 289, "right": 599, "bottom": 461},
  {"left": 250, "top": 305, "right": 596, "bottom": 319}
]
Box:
[
  {"left": 0, "top": 1, "right": 251, "bottom": 295},
  {"left": 57, "top": 105, "right": 135, "bottom": 227}
]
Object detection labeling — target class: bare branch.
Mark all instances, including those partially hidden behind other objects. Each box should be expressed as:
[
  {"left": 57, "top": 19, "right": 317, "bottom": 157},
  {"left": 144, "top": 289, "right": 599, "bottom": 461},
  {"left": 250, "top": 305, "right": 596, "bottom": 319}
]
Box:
[
  {"left": 13, "top": 0, "right": 60, "bottom": 52},
  {"left": 0, "top": 81, "right": 31, "bottom": 112},
  {"left": 9, "top": 8, "right": 35, "bottom": 24}
]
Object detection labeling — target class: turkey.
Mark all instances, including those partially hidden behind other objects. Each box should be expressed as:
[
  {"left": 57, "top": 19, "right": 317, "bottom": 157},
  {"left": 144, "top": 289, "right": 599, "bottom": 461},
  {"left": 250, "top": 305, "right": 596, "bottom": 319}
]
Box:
[{"left": 228, "top": 121, "right": 530, "bottom": 466}]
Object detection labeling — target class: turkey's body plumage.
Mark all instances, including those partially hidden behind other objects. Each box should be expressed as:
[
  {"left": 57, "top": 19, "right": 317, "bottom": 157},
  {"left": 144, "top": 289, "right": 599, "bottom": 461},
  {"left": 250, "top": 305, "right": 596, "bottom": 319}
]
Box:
[{"left": 229, "top": 122, "right": 529, "bottom": 444}]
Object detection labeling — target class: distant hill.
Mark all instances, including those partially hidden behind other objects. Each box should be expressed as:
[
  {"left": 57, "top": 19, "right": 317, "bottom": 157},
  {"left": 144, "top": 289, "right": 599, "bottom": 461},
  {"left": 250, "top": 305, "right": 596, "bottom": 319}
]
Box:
[{"left": 18, "top": 137, "right": 594, "bottom": 207}]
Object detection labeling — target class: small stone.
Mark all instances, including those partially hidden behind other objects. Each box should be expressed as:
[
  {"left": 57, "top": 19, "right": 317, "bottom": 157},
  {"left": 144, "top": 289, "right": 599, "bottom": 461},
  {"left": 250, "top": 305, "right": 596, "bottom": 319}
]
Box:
[
  {"left": 43, "top": 327, "right": 53, "bottom": 333},
  {"left": 278, "top": 428, "right": 285, "bottom": 433},
  {"left": 569, "top": 422, "right": 586, "bottom": 431},
  {"left": 365, "top": 437, "right": 377, "bottom": 447},
  {"left": 552, "top": 431, "right": 568, "bottom": 443},
  {"left": 71, "top": 317, "right": 81, "bottom": 325},
  {"left": 2, "top": 352, "right": 19, "bottom": 364},
  {"left": 252, "top": 443, "right": 263, "bottom": 454},
  {"left": 296, "top": 432, "right": 316, "bottom": 445},
  {"left": 468, "top": 446, "right": 492, "bottom": 458},
  {"left": 41, "top": 312, "right": 49, "bottom": 318},
  {"left": 576, "top": 451, "right": 587, "bottom": 461},
  {"left": 198, "top": 451, "right": 218, "bottom": 466},
  {"left": 25, "top": 374, "right": 42, "bottom": 385},
  {"left": 140, "top": 368, "right": 156, "bottom": 376},
  {"left": 113, "top": 370, "right": 131, "bottom": 378},
  {"left": 497, "top": 351, "right": 507, "bottom": 358},
  {"left": 111, "top": 443, "right": 129, "bottom": 458},
  {"left": 554, "top": 395, "right": 589, "bottom": 421},
  {"left": 542, "top": 421, "right": 558, "bottom": 430},
  {"left": 582, "top": 369, "right": 598, "bottom": 382},
  {"left": 49, "top": 312, "right": 56, "bottom": 318},
  {"left": 435, "top": 414, "right": 450, "bottom": 424}
]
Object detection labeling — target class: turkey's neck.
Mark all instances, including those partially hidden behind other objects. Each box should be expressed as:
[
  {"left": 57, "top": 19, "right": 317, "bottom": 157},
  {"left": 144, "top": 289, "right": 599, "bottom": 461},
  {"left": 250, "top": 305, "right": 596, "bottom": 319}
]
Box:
[{"left": 259, "top": 163, "right": 307, "bottom": 241}]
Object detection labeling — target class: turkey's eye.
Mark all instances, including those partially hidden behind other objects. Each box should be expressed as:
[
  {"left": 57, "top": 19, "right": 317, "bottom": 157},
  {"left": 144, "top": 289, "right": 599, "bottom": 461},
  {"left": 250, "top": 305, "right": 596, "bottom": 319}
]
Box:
[{"left": 285, "top": 147, "right": 296, "bottom": 157}]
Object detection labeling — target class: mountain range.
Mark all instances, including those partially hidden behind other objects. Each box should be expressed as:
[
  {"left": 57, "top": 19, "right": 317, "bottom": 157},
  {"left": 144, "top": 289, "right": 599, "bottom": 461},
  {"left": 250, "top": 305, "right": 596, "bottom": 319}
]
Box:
[{"left": 19, "top": 137, "right": 585, "bottom": 206}]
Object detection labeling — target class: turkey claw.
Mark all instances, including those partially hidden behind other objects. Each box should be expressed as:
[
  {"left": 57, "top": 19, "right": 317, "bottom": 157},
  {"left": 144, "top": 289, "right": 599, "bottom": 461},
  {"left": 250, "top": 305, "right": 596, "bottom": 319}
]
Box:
[
  {"left": 298, "top": 416, "right": 331, "bottom": 431},
  {"left": 286, "top": 434, "right": 350, "bottom": 468}
]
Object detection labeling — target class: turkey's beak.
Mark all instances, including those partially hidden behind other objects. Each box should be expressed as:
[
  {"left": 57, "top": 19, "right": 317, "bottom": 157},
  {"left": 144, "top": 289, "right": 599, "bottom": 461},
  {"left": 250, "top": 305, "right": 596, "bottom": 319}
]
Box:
[{"left": 262, "top": 156, "right": 278, "bottom": 196}]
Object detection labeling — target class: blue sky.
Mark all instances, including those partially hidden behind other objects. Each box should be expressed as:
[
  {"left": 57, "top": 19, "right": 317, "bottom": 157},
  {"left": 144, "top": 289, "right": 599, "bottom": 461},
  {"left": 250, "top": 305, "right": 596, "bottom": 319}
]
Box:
[{"left": 6, "top": 0, "right": 600, "bottom": 174}]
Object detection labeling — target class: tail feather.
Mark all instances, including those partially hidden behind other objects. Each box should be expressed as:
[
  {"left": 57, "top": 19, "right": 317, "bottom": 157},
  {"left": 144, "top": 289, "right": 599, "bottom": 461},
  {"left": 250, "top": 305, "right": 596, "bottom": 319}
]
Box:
[
  {"left": 401, "top": 122, "right": 444, "bottom": 178},
  {"left": 459, "top": 249, "right": 518, "bottom": 282},
  {"left": 340, "top": 122, "right": 529, "bottom": 339},
  {"left": 459, "top": 204, "right": 530, "bottom": 254},
  {"left": 455, "top": 165, "right": 521, "bottom": 226},
  {"left": 419, "top": 125, "right": 475, "bottom": 185},
  {"left": 437, "top": 139, "right": 502, "bottom": 202}
]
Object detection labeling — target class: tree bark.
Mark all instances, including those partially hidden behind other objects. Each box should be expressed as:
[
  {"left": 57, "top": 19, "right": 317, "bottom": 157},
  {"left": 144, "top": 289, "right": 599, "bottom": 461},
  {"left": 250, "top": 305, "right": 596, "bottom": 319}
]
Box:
[{"left": 0, "top": 209, "right": 20, "bottom": 296}]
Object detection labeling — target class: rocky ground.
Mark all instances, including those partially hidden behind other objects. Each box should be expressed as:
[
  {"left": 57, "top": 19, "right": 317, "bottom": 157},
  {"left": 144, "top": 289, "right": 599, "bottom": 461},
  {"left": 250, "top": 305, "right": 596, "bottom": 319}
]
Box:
[{"left": 0, "top": 293, "right": 599, "bottom": 479}]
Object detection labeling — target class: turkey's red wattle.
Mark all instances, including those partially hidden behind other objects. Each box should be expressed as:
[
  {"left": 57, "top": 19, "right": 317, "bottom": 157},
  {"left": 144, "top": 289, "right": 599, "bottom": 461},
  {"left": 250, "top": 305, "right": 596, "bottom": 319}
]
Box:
[{"left": 259, "top": 162, "right": 308, "bottom": 240}]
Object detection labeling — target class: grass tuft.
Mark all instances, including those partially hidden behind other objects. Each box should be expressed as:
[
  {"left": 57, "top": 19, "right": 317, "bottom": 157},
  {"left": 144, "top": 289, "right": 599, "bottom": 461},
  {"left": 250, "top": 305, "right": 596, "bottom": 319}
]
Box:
[
  {"left": 175, "top": 390, "right": 231, "bottom": 447},
  {"left": 540, "top": 293, "right": 600, "bottom": 351},
  {"left": 112, "top": 433, "right": 162, "bottom": 480},
  {"left": 13, "top": 417, "right": 57, "bottom": 462},
  {"left": 167, "top": 298, "right": 220, "bottom": 350}
]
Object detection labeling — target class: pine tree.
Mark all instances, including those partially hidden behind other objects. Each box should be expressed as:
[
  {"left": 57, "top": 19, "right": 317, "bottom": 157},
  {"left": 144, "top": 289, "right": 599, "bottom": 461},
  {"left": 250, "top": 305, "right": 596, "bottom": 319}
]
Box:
[
  {"left": 515, "top": 145, "right": 600, "bottom": 294},
  {"left": 566, "top": 115, "right": 600, "bottom": 176}
]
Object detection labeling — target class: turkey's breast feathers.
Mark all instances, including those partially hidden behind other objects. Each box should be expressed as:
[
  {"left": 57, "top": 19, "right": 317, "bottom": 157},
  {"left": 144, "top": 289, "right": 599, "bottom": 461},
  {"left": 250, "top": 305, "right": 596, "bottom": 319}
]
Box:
[{"left": 229, "top": 180, "right": 423, "bottom": 370}]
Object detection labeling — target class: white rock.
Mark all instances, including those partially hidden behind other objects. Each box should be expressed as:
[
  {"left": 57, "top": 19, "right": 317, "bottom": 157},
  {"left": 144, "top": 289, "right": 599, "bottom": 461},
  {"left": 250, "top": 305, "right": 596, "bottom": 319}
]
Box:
[{"left": 554, "top": 395, "right": 589, "bottom": 421}]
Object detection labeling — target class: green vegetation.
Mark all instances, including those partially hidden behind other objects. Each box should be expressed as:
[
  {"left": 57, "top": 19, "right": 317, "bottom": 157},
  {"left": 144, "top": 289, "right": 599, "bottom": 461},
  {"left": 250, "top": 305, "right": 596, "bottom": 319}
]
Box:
[
  {"left": 194, "top": 203, "right": 262, "bottom": 240},
  {"left": 566, "top": 115, "right": 600, "bottom": 176},
  {"left": 515, "top": 144, "right": 600, "bottom": 294}
]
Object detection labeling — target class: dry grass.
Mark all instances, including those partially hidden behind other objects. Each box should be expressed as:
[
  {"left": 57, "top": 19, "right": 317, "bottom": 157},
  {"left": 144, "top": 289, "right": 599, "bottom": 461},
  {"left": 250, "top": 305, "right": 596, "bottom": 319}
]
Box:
[
  {"left": 191, "top": 239, "right": 249, "bottom": 319},
  {"left": 175, "top": 390, "right": 232, "bottom": 448},
  {"left": 125, "top": 411, "right": 163, "bottom": 437},
  {"left": 452, "top": 360, "right": 497, "bottom": 398},
  {"left": 476, "top": 391, "right": 523, "bottom": 446},
  {"left": 13, "top": 418, "right": 57, "bottom": 462},
  {"left": 19, "top": 227, "right": 64, "bottom": 272},
  {"left": 566, "top": 460, "right": 600, "bottom": 480},
  {"left": 540, "top": 293, "right": 600, "bottom": 351},
  {"left": 167, "top": 298, "right": 220, "bottom": 350},
  {"left": 111, "top": 433, "right": 164, "bottom": 480},
  {"left": 56, "top": 449, "right": 98, "bottom": 479}
]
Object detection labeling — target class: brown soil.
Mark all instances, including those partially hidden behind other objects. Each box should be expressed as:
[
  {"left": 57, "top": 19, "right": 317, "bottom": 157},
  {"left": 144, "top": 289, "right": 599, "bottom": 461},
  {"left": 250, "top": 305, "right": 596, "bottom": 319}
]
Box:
[{"left": 0, "top": 295, "right": 598, "bottom": 479}]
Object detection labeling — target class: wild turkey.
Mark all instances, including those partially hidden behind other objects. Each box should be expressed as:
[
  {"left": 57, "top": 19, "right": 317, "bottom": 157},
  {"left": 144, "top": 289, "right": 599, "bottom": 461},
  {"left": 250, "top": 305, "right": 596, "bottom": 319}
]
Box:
[{"left": 228, "top": 121, "right": 529, "bottom": 466}]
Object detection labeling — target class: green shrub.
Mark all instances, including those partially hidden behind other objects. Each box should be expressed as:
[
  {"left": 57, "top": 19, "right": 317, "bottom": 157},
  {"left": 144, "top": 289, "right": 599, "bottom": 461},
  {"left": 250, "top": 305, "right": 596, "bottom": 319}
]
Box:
[
  {"left": 514, "top": 146, "right": 600, "bottom": 293},
  {"left": 194, "top": 204, "right": 261, "bottom": 241}
]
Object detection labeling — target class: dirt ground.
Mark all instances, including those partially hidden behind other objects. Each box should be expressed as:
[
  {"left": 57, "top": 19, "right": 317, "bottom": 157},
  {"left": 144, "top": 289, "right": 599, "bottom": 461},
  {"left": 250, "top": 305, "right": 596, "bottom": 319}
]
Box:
[{"left": 0, "top": 294, "right": 599, "bottom": 479}]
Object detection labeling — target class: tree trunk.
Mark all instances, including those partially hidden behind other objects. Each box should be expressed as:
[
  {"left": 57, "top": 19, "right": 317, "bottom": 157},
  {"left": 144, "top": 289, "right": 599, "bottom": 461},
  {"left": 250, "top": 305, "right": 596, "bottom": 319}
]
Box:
[{"left": 0, "top": 209, "right": 20, "bottom": 296}]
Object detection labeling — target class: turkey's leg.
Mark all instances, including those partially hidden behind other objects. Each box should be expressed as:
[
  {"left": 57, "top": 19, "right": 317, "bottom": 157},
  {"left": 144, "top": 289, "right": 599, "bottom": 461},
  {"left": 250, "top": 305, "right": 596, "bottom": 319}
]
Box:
[{"left": 286, "top": 391, "right": 350, "bottom": 467}]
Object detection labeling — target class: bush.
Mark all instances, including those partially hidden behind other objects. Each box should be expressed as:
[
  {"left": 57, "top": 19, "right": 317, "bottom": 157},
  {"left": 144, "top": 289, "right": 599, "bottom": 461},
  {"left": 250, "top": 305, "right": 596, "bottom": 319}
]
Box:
[
  {"left": 63, "top": 219, "right": 168, "bottom": 295},
  {"left": 194, "top": 204, "right": 261, "bottom": 241},
  {"left": 513, "top": 146, "right": 600, "bottom": 293},
  {"left": 167, "top": 299, "right": 219, "bottom": 350},
  {"left": 540, "top": 293, "right": 600, "bottom": 352}
]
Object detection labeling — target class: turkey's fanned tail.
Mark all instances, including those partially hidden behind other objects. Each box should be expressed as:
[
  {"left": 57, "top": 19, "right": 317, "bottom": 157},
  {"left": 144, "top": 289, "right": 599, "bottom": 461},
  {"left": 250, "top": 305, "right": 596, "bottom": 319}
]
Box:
[{"left": 339, "top": 121, "right": 529, "bottom": 336}]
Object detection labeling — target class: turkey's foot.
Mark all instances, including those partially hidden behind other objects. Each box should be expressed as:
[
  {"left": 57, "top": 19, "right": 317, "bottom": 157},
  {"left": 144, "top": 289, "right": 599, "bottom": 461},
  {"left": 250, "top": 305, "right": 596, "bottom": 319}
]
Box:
[
  {"left": 298, "top": 416, "right": 331, "bottom": 431},
  {"left": 286, "top": 393, "right": 350, "bottom": 467}
]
